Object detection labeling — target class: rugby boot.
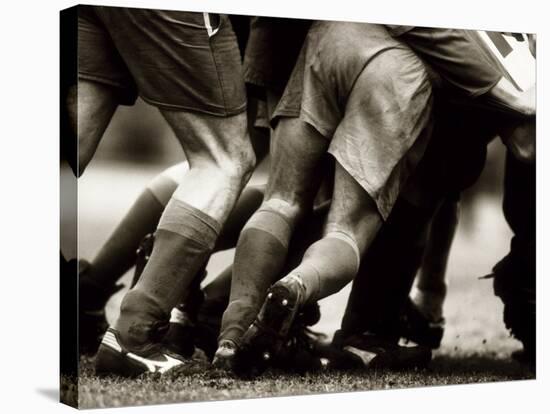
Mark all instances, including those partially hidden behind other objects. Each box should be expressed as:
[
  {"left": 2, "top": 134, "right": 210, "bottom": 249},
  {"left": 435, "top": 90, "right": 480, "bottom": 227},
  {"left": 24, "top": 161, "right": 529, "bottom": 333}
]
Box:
[
  {"left": 95, "top": 327, "right": 187, "bottom": 377},
  {"left": 79, "top": 260, "right": 123, "bottom": 355},
  {"left": 212, "top": 339, "right": 239, "bottom": 371},
  {"left": 337, "top": 330, "right": 432, "bottom": 370},
  {"left": 133, "top": 233, "right": 209, "bottom": 359},
  {"left": 400, "top": 297, "right": 445, "bottom": 349},
  {"left": 234, "top": 277, "right": 305, "bottom": 377},
  {"left": 274, "top": 326, "right": 329, "bottom": 373},
  {"left": 162, "top": 306, "right": 197, "bottom": 359}
]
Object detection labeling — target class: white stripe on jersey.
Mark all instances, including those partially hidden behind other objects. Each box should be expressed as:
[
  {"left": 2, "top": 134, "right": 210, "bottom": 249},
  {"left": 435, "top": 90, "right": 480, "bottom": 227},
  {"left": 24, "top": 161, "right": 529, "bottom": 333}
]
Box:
[{"left": 476, "top": 31, "right": 535, "bottom": 92}]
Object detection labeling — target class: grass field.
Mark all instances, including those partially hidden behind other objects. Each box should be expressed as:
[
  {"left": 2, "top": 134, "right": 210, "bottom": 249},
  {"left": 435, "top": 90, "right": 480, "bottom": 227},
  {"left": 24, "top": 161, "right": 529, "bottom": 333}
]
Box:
[
  {"left": 68, "top": 147, "right": 535, "bottom": 409},
  {"left": 71, "top": 354, "right": 533, "bottom": 408}
]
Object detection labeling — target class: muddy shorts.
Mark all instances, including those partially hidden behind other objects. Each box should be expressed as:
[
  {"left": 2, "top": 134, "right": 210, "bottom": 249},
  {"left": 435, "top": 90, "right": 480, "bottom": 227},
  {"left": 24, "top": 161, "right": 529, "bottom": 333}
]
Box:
[
  {"left": 77, "top": 5, "right": 246, "bottom": 116},
  {"left": 273, "top": 22, "right": 434, "bottom": 220}
]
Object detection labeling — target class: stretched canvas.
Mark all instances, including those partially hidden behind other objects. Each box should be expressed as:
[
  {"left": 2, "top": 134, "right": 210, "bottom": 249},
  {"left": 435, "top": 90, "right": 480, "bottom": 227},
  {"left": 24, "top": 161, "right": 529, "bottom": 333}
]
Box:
[{"left": 60, "top": 3, "right": 536, "bottom": 409}]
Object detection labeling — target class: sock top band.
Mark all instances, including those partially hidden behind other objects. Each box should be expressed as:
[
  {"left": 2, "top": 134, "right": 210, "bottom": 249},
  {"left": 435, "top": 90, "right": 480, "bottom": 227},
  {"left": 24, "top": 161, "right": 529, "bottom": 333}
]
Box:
[
  {"left": 243, "top": 207, "right": 293, "bottom": 249},
  {"left": 157, "top": 198, "right": 221, "bottom": 249},
  {"left": 325, "top": 231, "right": 361, "bottom": 273}
]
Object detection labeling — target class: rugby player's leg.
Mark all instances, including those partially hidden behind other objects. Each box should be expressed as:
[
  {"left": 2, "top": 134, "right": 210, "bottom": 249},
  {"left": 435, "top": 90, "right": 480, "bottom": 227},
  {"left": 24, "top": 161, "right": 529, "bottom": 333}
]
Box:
[
  {"left": 145, "top": 183, "right": 264, "bottom": 359},
  {"left": 391, "top": 199, "right": 455, "bottom": 349},
  {"left": 172, "top": 190, "right": 321, "bottom": 362},
  {"left": 412, "top": 197, "right": 459, "bottom": 322},
  {"left": 80, "top": 163, "right": 184, "bottom": 315},
  {"left": 173, "top": 264, "right": 234, "bottom": 359},
  {"left": 337, "top": 198, "right": 431, "bottom": 339},
  {"left": 74, "top": 5, "right": 144, "bottom": 176},
  {"left": 85, "top": 160, "right": 263, "bottom": 301},
  {"left": 199, "top": 193, "right": 330, "bottom": 326},
  {"left": 493, "top": 152, "right": 535, "bottom": 365},
  {"left": 73, "top": 5, "right": 128, "bottom": 176},
  {"left": 193, "top": 190, "right": 330, "bottom": 340},
  {"left": 215, "top": 119, "right": 329, "bottom": 359},
  {"left": 85, "top": 108, "right": 268, "bottom": 299},
  {"left": 75, "top": 5, "right": 138, "bottom": 354},
  {"left": 69, "top": 81, "right": 120, "bottom": 353},
  {"left": 69, "top": 80, "right": 118, "bottom": 177},
  {"left": 278, "top": 162, "right": 382, "bottom": 307},
  {"left": 233, "top": 163, "right": 381, "bottom": 373},
  {"left": 115, "top": 109, "right": 255, "bottom": 350},
  {"left": 82, "top": 165, "right": 263, "bottom": 358},
  {"left": 161, "top": 183, "right": 264, "bottom": 358},
  {"left": 87, "top": 9, "right": 255, "bottom": 376},
  {"left": 333, "top": 198, "right": 435, "bottom": 369}
]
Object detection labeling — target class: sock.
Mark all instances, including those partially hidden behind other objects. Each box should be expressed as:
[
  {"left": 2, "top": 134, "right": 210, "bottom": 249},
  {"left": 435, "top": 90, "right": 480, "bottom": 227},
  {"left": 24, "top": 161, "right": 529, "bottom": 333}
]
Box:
[
  {"left": 282, "top": 232, "right": 360, "bottom": 305},
  {"left": 115, "top": 198, "right": 220, "bottom": 348},
  {"left": 219, "top": 207, "right": 293, "bottom": 345},
  {"left": 178, "top": 263, "right": 207, "bottom": 322},
  {"left": 86, "top": 189, "right": 165, "bottom": 307}
]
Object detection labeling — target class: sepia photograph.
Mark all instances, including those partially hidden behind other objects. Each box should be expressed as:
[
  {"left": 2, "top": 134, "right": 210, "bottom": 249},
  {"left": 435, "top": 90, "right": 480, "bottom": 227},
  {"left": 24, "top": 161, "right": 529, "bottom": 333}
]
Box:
[{"left": 58, "top": 2, "right": 536, "bottom": 409}]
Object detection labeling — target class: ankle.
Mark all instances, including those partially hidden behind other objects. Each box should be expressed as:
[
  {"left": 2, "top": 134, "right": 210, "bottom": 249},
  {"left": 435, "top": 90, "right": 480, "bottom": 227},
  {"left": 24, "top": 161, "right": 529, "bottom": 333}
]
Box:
[
  {"left": 411, "top": 287, "right": 445, "bottom": 322},
  {"left": 115, "top": 290, "right": 170, "bottom": 350},
  {"left": 277, "top": 274, "right": 307, "bottom": 305}
]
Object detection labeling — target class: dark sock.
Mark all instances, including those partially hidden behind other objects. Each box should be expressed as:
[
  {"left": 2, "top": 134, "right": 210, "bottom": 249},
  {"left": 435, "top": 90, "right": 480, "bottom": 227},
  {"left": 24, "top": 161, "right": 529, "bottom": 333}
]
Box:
[
  {"left": 116, "top": 199, "right": 220, "bottom": 348},
  {"left": 219, "top": 208, "right": 293, "bottom": 345}
]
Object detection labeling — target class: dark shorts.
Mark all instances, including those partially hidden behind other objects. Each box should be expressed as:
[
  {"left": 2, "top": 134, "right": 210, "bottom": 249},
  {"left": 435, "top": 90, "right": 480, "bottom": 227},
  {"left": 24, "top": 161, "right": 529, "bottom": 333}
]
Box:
[
  {"left": 273, "top": 22, "right": 434, "bottom": 220},
  {"left": 243, "top": 17, "right": 311, "bottom": 95},
  {"left": 388, "top": 26, "right": 502, "bottom": 97},
  {"left": 78, "top": 5, "right": 246, "bottom": 116}
]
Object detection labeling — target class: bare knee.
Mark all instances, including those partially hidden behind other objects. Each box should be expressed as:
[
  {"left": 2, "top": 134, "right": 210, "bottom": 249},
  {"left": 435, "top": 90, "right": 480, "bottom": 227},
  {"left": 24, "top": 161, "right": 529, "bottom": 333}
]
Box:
[
  {"left": 326, "top": 166, "right": 383, "bottom": 254},
  {"left": 166, "top": 110, "right": 257, "bottom": 188},
  {"left": 325, "top": 205, "right": 382, "bottom": 255},
  {"left": 192, "top": 138, "right": 255, "bottom": 196},
  {"left": 221, "top": 136, "right": 256, "bottom": 186},
  {"left": 75, "top": 81, "right": 119, "bottom": 176}
]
